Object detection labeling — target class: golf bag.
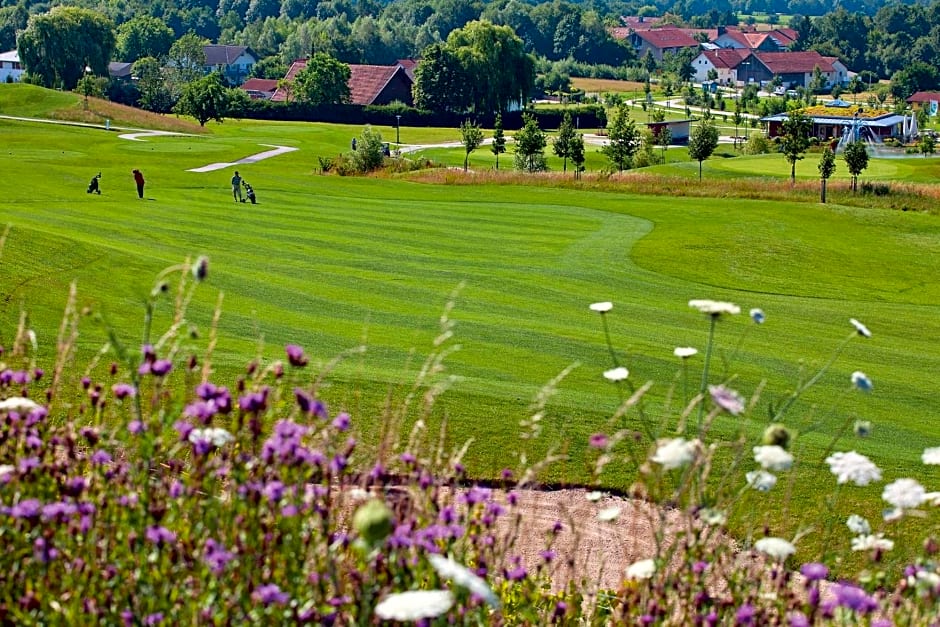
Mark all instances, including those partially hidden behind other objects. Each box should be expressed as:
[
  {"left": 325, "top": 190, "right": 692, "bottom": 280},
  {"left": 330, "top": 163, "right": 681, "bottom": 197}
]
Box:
[
  {"left": 87, "top": 173, "right": 101, "bottom": 194},
  {"left": 242, "top": 181, "right": 257, "bottom": 204}
]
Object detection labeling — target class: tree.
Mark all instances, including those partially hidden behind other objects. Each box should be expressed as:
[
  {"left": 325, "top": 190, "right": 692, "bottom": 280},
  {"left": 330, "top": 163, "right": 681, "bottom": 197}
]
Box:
[
  {"left": 733, "top": 100, "right": 744, "bottom": 149},
  {"left": 818, "top": 147, "right": 836, "bottom": 203},
  {"left": 570, "top": 133, "right": 585, "bottom": 179},
  {"left": 352, "top": 126, "right": 386, "bottom": 173},
  {"left": 174, "top": 72, "right": 231, "bottom": 126},
  {"left": 117, "top": 16, "right": 174, "bottom": 62},
  {"left": 687, "top": 117, "right": 719, "bottom": 181},
  {"left": 919, "top": 134, "right": 936, "bottom": 158},
  {"left": 412, "top": 43, "right": 468, "bottom": 114},
  {"left": 655, "top": 126, "right": 672, "bottom": 163},
  {"left": 779, "top": 108, "right": 813, "bottom": 183},
  {"left": 294, "top": 53, "right": 351, "bottom": 106},
  {"left": 17, "top": 7, "right": 115, "bottom": 90},
  {"left": 848, "top": 76, "right": 864, "bottom": 102},
  {"left": 843, "top": 140, "right": 869, "bottom": 192},
  {"left": 167, "top": 33, "right": 208, "bottom": 95},
  {"left": 602, "top": 103, "right": 641, "bottom": 173},
  {"left": 134, "top": 57, "right": 173, "bottom": 112},
  {"left": 491, "top": 113, "right": 506, "bottom": 170},
  {"left": 459, "top": 119, "right": 484, "bottom": 171},
  {"left": 809, "top": 65, "right": 827, "bottom": 93},
  {"left": 513, "top": 113, "right": 547, "bottom": 172},
  {"left": 553, "top": 111, "right": 576, "bottom": 172}
]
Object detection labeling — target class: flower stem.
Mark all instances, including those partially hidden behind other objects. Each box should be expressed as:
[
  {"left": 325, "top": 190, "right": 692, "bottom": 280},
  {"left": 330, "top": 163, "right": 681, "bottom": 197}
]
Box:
[
  {"left": 773, "top": 332, "right": 854, "bottom": 423},
  {"left": 696, "top": 315, "right": 717, "bottom": 437}
]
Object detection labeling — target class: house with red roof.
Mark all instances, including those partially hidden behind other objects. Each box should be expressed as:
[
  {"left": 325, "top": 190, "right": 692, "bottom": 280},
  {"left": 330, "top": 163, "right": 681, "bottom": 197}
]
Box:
[
  {"left": 240, "top": 78, "right": 278, "bottom": 100},
  {"left": 906, "top": 91, "right": 940, "bottom": 114},
  {"left": 272, "top": 61, "right": 414, "bottom": 106},
  {"left": 691, "top": 48, "right": 750, "bottom": 84},
  {"left": 626, "top": 25, "right": 701, "bottom": 61},
  {"left": 712, "top": 27, "right": 796, "bottom": 52},
  {"left": 753, "top": 51, "right": 848, "bottom": 89}
]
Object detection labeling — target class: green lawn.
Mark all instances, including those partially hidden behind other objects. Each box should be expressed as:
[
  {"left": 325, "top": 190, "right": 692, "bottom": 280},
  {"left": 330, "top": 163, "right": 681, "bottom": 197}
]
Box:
[{"left": 2, "top": 84, "right": 940, "bottom": 571}]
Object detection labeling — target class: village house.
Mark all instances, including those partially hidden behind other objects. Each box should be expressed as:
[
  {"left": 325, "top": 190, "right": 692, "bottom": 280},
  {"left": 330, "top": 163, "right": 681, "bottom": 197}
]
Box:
[
  {"left": 203, "top": 45, "right": 257, "bottom": 85},
  {"left": 239, "top": 78, "right": 278, "bottom": 100},
  {"left": 906, "top": 91, "right": 940, "bottom": 115},
  {"left": 0, "top": 50, "right": 24, "bottom": 83},
  {"left": 272, "top": 61, "right": 414, "bottom": 106},
  {"left": 624, "top": 25, "right": 702, "bottom": 61},
  {"left": 691, "top": 48, "right": 750, "bottom": 85},
  {"left": 711, "top": 26, "right": 797, "bottom": 52}
]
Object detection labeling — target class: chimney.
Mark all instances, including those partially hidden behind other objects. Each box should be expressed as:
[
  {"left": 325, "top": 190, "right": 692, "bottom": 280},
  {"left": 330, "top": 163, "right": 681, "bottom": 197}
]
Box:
[{"left": 717, "top": 26, "right": 726, "bottom": 36}]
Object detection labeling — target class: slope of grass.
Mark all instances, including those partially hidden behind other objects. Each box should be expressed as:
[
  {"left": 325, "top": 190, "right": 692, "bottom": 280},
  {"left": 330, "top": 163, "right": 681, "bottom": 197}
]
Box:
[{"left": 2, "top": 88, "right": 940, "bottom": 570}]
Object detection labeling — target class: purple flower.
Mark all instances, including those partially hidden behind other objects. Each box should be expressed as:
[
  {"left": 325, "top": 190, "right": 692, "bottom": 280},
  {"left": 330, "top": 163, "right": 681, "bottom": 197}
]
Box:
[
  {"left": 169, "top": 480, "right": 184, "bottom": 499},
  {"left": 554, "top": 601, "right": 567, "bottom": 619},
  {"left": 787, "top": 612, "right": 809, "bottom": 627},
  {"left": 144, "top": 613, "right": 164, "bottom": 626},
  {"left": 203, "top": 538, "right": 234, "bottom": 575},
  {"left": 128, "top": 420, "right": 145, "bottom": 435},
  {"left": 709, "top": 385, "right": 745, "bottom": 416},
  {"left": 33, "top": 369, "right": 43, "bottom": 381},
  {"left": 800, "top": 562, "right": 829, "bottom": 582},
  {"left": 238, "top": 387, "right": 269, "bottom": 413},
  {"left": 832, "top": 582, "right": 878, "bottom": 614},
  {"left": 332, "top": 412, "right": 351, "bottom": 431},
  {"left": 141, "top": 344, "right": 156, "bottom": 362},
  {"left": 253, "top": 584, "right": 289, "bottom": 606},
  {"left": 735, "top": 603, "right": 755, "bottom": 625},
  {"left": 174, "top": 420, "right": 194, "bottom": 441},
  {"left": 145, "top": 525, "right": 176, "bottom": 547},
  {"left": 11, "top": 499, "right": 42, "bottom": 520},
  {"left": 90, "top": 449, "right": 112, "bottom": 465},
  {"left": 33, "top": 537, "right": 59, "bottom": 563},
  {"left": 150, "top": 359, "right": 172, "bottom": 377},
  {"left": 42, "top": 501, "right": 78, "bottom": 522},
  {"left": 263, "top": 481, "right": 286, "bottom": 503},
  {"left": 693, "top": 560, "right": 709, "bottom": 575},
  {"left": 589, "top": 433, "right": 609, "bottom": 448},
  {"left": 505, "top": 566, "right": 527, "bottom": 581},
  {"left": 18, "top": 457, "right": 39, "bottom": 474},
  {"left": 540, "top": 550, "right": 556, "bottom": 563},
  {"left": 285, "top": 344, "right": 308, "bottom": 367},
  {"left": 111, "top": 383, "right": 136, "bottom": 399}
]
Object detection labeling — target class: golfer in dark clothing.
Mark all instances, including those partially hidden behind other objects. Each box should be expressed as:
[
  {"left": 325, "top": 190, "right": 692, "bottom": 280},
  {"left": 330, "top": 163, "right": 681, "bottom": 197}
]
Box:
[{"left": 133, "top": 169, "right": 145, "bottom": 199}]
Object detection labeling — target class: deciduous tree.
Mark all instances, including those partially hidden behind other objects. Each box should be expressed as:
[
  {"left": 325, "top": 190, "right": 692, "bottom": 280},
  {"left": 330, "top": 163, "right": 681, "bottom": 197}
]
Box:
[
  {"left": 602, "top": 103, "right": 641, "bottom": 173},
  {"left": 552, "top": 110, "right": 576, "bottom": 172},
  {"left": 17, "top": 7, "right": 115, "bottom": 90},
  {"left": 459, "top": 119, "right": 484, "bottom": 171},
  {"left": 843, "top": 140, "right": 869, "bottom": 192},
  {"left": 687, "top": 117, "right": 719, "bottom": 181},
  {"left": 167, "top": 33, "right": 208, "bottom": 95},
  {"left": 570, "top": 132, "right": 585, "bottom": 179},
  {"left": 117, "top": 16, "right": 174, "bottom": 62},
  {"left": 294, "top": 52, "right": 351, "bottom": 106},
  {"left": 513, "top": 113, "right": 547, "bottom": 172},
  {"left": 818, "top": 147, "right": 836, "bottom": 203},
  {"left": 491, "top": 113, "right": 506, "bottom": 170},
  {"left": 134, "top": 56, "right": 173, "bottom": 113},
  {"left": 174, "top": 72, "right": 231, "bottom": 126},
  {"left": 779, "top": 108, "right": 813, "bottom": 183}
]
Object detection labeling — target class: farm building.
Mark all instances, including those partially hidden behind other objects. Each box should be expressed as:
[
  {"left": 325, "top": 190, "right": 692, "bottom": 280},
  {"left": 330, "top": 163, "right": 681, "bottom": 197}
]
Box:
[{"left": 761, "top": 104, "right": 906, "bottom": 141}]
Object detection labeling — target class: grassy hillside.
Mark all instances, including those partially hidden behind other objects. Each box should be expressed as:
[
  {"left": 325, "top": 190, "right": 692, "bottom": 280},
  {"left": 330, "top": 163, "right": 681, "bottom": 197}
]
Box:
[{"left": 1, "top": 86, "right": 940, "bottom": 570}]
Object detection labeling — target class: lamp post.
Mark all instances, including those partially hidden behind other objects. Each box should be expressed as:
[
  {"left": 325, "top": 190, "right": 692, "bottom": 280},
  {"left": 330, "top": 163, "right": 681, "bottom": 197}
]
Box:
[{"left": 395, "top": 114, "right": 401, "bottom": 145}]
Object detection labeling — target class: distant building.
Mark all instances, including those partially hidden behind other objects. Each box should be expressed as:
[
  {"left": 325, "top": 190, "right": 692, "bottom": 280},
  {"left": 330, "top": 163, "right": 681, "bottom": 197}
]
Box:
[
  {"left": 203, "top": 45, "right": 257, "bottom": 85},
  {"left": 691, "top": 49, "right": 750, "bottom": 85},
  {"left": 755, "top": 52, "right": 848, "bottom": 89},
  {"left": 712, "top": 26, "right": 796, "bottom": 52},
  {"left": 647, "top": 119, "right": 692, "bottom": 144},
  {"left": 0, "top": 50, "right": 24, "bottom": 83},
  {"left": 272, "top": 61, "right": 414, "bottom": 106},
  {"left": 906, "top": 91, "right": 940, "bottom": 114},
  {"left": 109, "top": 62, "right": 134, "bottom": 82},
  {"left": 762, "top": 104, "right": 905, "bottom": 141},
  {"left": 240, "top": 78, "right": 278, "bottom": 100},
  {"left": 624, "top": 26, "right": 702, "bottom": 62}
]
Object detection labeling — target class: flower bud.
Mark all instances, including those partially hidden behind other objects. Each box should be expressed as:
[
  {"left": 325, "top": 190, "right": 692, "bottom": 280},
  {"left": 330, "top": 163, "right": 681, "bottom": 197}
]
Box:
[
  {"left": 352, "top": 499, "right": 393, "bottom": 546},
  {"left": 762, "top": 423, "right": 792, "bottom": 449}
]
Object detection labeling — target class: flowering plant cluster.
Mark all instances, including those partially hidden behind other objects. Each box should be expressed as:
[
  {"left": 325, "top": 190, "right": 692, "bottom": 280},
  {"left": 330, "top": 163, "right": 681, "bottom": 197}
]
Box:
[{"left": 1, "top": 258, "right": 939, "bottom": 624}]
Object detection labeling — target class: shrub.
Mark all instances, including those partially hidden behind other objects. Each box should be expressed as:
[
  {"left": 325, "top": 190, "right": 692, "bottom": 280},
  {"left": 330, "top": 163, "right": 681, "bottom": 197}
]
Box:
[
  {"left": 742, "top": 134, "right": 774, "bottom": 155},
  {"left": 861, "top": 181, "right": 891, "bottom": 196}
]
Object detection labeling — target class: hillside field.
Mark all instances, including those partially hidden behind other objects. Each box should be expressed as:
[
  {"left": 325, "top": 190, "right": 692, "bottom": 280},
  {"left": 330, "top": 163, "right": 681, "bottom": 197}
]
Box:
[{"left": 2, "top": 84, "right": 940, "bottom": 569}]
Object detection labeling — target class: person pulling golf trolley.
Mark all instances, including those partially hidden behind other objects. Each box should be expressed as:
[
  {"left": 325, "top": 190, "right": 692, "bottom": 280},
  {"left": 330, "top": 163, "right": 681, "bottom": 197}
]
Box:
[{"left": 87, "top": 172, "right": 101, "bottom": 194}]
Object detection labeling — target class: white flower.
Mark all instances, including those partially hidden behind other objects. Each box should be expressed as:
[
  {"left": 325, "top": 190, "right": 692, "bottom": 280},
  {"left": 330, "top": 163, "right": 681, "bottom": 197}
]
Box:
[
  {"left": 851, "top": 371, "right": 873, "bottom": 393},
  {"left": 625, "top": 558, "right": 656, "bottom": 580},
  {"left": 589, "top": 301, "right": 613, "bottom": 313},
  {"left": 750, "top": 308, "right": 765, "bottom": 324},
  {"left": 585, "top": 491, "right": 603, "bottom": 502},
  {"left": 753, "top": 445, "right": 793, "bottom": 472},
  {"left": 825, "top": 451, "right": 882, "bottom": 486},
  {"left": 188, "top": 427, "right": 235, "bottom": 447},
  {"left": 849, "top": 318, "right": 871, "bottom": 338},
  {"left": 882, "top": 478, "right": 926, "bottom": 510},
  {"left": 0, "top": 464, "right": 14, "bottom": 479},
  {"left": 846, "top": 514, "right": 871, "bottom": 535},
  {"left": 673, "top": 347, "right": 698, "bottom": 358},
  {"left": 689, "top": 299, "right": 740, "bottom": 316},
  {"left": 603, "top": 367, "right": 629, "bottom": 382},
  {"left": 0, "top": 397, "right": 40, "bottom": 413},
  {"left": 914, "top": 570, "right": 940, "bottom": 591},
  {"left": 745, "top": 470, "right": 777, "bottom": 491},
  {"left": 883, "top": 507, "right": 903, "bottom": 522},
  {"left": 428, "top": 554, "right": 499, "bottom": 608},
  {"left": 597, "top": 506, "right": 621, "bottom": 522},
  {"left": 754, "top": 537, "right": 796, "bottom": 560},
  {"left": 922, "top": 447, "right": 940, "bottom": 465},
  {"left": 699, "top": 508, "right": 727, "bottom": 526},
  {"left": 851, "top": 534, "right": 894, "bottom": 552},
  {"left": 374, "top": 590, "right": 454, "bottom": 621},
  {"left": 650, "top": 438, "right": 698, "bottom": 470}
]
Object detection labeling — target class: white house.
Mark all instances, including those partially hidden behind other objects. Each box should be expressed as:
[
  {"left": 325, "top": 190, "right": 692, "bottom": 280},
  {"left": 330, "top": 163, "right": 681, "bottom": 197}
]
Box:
[
  {"left": 691, "top": 49, "right": 748, "bottom": 85},
  {"left": 0, "top": 50, "right": 24, "bottom": 83},
  {"left": 203, "top": 45, "right": 257, "bottom": 84}
]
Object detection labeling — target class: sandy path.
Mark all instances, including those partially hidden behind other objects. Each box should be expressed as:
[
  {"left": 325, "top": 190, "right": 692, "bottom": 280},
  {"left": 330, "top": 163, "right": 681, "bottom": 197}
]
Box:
[{"left": 187, "top": 144, "right": 299, "bottom": 172}]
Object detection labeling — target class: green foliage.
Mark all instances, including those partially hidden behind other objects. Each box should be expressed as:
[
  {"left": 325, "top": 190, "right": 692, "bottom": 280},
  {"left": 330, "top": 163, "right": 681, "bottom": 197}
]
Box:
[
  {"left": 513, "top": 113, "right": 547, "bottom": 172},
  {"left": 17, "top": 6, "right": 115, "bottom": 90},
  {"left": 412, "top": 43, "right": 468, "bottom": 114},
  {"left": 818, "top": 147, "right": 837, "bottom": 180},
  {"left": 352, "top": 125, "right": 386, "bottom": 173},
  {"left": 117, "top": 16, "right": 174, "bottom": 63},
  {"left": 779, "top": 109, "right": 813, "bottom": 183},
  {"left": 552, "top": 110, "right": 577, "bottom": 172},
  {"left": 569, "top": 132, "right": 585, "bottom": 178},
  {"left": 249, "top": 56, "right": 288, "bottom": 80},
  {"left": 843, "top": 140, "right": 870, "bottom": 191},
  {"left": 687, "top": 118, "right": 719, "bottom": 180},
  {"left": 491, "top": 113, "right": 506, "bottom": 170},
  {"left": 134, "top": 57, "right": 173, "bottom": 113},
  {"left": 173, "top": 72, "right": 231, "bottom": 126},
  {"left": 294, "top": 52, "right": 351, "bottom": 106},
  {"left": 167, "top": 33, "right": 208, "bottom": 96},
  {"left": 459, "top": 119, "right": 484, "bottom": 171},
  {"left": 918, "top": 134, "right": 936, "bottom": 158},
  {"left": 743, "top": 134, "right": 774, "bottom": 155},
  {"left": 601, "top": 102, "right": 641, "bottom": 173}
]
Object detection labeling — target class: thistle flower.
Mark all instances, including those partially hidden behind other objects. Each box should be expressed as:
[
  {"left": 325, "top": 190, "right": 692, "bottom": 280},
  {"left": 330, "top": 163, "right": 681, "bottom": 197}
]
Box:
[
  {"left": 374, "top": 590, "right": 454, "bottom": 621},
  {"left": 111, "top": 383, "right": 136, "bottom": 399},
  {"left": 285, "top": 344, "right": 308, "bottom": 367},
  {"left": 588, "top": 433, "right": 608, "bottom": 448},
  {"left": 252, "top": 584, "right": 289, "bottom": 606},
  {"left": 800, "top": 562, "right": 829, "bottom": 581}
]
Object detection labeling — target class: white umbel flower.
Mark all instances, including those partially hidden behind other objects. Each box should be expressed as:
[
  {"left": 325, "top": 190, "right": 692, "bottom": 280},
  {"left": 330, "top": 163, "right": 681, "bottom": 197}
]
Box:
[
  {"left": 188, "top": 427, "right": 235, "bottom": 447},
  {"left": 846, "top": 514, "right": 871, "bottom": 535},
  {"left": 882, "top": 478, "right": 926, "bottom": 510},
  {"left": 745, "top": 470, "right": 777, "bottom": 492},
  {"left": 603, "top": 367, "right": 629, "bottom": 382},
  {"left": 824, "top": 451, "right": 882, "bottom": 486},
  {"left": 673, "top": 347, "right": 698, "bottom": 358},
  {"left": 428, "top": 554, "right": 499, "bottom": 608},
  {"left": 849, "top": 318, "right": 871, "bottom": 338},
  {"left": 650, "top": 438, "right": 698, "bottom": 470},
  {"left": 597, "top": 506, "right": 621, "bottom": 522},
  {"left": 625, "top": 558, "right": 656, "bottom": 580},
  {"left": 754, "top": 537, "right": 796, "bottom": 560},
  {"left": 753, "top": 445, "right": 793, "bottom": 471},
  {"left": 851, "top": 534, "right": 894, "bottom": 552},
  {"left": 0, "top": 397, "right": 40, "bottom": 413},
  {"left": 922, "top": 447, "right": 940, "bottom": 465},
  {"left": 589, "top": 302, "right": 613, "bottom": 313},
  {"left": 374, "top": 590, "right": 454, "bottom": 621},
  {"left": 689, "top": 299, "right": 740, "bottom": 316}
]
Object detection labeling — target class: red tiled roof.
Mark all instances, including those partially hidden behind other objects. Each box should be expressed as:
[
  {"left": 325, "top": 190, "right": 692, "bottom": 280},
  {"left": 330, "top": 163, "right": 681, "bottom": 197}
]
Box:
[
  {"left": 272, "top": 61, "right": 412, "bottom": 105},
  {"left": 633, "top": 26, "right": 701, "bottom": 49},
  {"left": 240, "top": 78, "right": 277, "bottom": 92},
  {"left": 609, "top": 26, "right": 631, "bottom": 40},
  {"left": 700, "top": 48, "right": 750, "bottom": 69},
  {"left": 907, "top": 91, "right": 940, "bottom": 103},
  {"left": 772, "top": 28, "right": 798, "bottom": 43},
  {"left": 755, "top": 51, "right": 835, "bottom": 73}
]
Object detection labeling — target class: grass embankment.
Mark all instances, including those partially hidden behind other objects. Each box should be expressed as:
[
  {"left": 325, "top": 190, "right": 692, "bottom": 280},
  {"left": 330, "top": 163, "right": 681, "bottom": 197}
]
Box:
[{"left": 1, "top": 84, "right": 940, "bottom": 573}]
